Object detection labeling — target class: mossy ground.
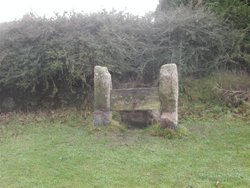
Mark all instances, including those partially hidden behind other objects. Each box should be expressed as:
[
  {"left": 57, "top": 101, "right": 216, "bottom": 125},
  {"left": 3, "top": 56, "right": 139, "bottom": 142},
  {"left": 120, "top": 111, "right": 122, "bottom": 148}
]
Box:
[{"left": 0, "top": 109, "right": 249, "bottom": 188}]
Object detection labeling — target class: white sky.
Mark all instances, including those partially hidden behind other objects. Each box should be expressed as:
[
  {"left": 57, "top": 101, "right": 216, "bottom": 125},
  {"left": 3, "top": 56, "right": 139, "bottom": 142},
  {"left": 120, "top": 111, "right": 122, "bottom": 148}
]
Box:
[{"left": 0, "top": 0, "right": 159, "bottom": 23}]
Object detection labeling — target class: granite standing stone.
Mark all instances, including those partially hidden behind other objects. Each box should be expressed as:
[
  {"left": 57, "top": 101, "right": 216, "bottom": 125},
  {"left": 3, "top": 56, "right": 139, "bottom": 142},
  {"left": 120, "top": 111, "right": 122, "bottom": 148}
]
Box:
[
  {"left": 93, "top": 66, "right": 112, "bottom": 126},
  {"left": 159, "top": 64, "right": 178, "bottom": 129}
]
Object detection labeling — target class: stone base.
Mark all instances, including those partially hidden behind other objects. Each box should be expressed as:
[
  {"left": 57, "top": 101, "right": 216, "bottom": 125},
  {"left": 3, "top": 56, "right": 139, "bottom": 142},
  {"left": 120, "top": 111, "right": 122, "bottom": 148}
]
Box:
[
  {"left": 93, "top": 110, "right": 112, "bottom": 126},
  {"left": 160, "top": 112, "right": 178, "bottom": 129},
  {"left": 120, "top": 110, "right": 160, "bottom": 128}
]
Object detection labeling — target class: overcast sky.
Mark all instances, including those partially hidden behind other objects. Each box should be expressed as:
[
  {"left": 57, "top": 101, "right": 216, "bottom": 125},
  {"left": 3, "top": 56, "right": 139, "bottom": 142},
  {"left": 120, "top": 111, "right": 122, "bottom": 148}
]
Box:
[{"left": 0, "top": 0, "right": 159, "bottom": 23}]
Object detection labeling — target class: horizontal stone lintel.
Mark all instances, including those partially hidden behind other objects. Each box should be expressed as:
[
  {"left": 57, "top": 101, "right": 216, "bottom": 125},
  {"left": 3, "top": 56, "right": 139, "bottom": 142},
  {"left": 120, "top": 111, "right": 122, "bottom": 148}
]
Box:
[{"left": 111, "top": 87, "right": 160, "bottom": 111}]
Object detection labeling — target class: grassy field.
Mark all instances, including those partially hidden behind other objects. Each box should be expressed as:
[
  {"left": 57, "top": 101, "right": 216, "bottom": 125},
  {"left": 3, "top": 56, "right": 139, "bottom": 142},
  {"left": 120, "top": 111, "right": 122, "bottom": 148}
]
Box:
[{"left": 0, "top": 111, "right": 249, "bottom": 188}]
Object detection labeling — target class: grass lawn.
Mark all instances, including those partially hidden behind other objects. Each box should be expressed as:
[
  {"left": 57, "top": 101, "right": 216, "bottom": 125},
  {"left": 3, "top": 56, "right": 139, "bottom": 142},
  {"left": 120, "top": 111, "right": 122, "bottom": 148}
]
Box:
[{"left": 0, "top": 112, "right": 249, "bottom": 188}]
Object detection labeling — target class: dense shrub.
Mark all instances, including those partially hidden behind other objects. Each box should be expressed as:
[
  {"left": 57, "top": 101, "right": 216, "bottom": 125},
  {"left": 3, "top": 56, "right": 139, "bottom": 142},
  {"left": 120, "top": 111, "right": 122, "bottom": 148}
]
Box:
[
  {"left": 0, "top": 9, "right": 233, "bottom": 111},
  {"left": 158, "top": 0, "right": 250, "bottom": 72}
]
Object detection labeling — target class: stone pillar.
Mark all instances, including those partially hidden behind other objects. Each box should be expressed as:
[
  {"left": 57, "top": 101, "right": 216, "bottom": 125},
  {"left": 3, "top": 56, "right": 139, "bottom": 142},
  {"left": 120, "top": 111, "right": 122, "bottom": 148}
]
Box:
[
  {"left": 159, "top": 64, "right": 178, "bottom": 129},
  {"left": 93, "top": 66, "right": 112, "bottom": 126}
]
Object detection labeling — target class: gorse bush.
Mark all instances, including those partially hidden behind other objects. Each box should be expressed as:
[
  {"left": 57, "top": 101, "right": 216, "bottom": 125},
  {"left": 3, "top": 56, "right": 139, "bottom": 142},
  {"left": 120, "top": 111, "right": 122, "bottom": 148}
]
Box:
[
  {"left": 0, "top": 11, "right": 148, "bottom": 110},
  {"left": 0, "top": 8, "right": 234, "bottom": 111},
  {"left": 158, "top": 0, "right": 250, "bottom": 72},
  {"left": 153, "top": 8, "right": 233, "bottom": 76}
]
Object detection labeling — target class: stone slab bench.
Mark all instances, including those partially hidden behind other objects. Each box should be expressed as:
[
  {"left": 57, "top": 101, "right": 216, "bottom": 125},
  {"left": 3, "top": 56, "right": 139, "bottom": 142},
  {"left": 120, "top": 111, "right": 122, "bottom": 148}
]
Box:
[{"left": 111, "top": 87, "right": 160, "bottom": 111}]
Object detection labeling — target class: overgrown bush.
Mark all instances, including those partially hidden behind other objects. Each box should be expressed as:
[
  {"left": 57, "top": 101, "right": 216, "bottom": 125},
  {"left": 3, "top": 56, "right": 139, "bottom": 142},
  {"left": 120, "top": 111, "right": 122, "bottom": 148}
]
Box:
[
  {"left": 0, "top": 8, "right": 234, "bottom": 111},
  {"left": 158, "top": 0, "right": 250, "bottom": 72}
]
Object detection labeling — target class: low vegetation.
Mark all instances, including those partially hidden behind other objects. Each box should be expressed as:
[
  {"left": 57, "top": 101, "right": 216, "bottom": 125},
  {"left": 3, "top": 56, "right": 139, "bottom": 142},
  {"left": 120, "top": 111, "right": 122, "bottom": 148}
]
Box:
[{"left": 179, "top": 72, "right": 250, "bottom": 121}]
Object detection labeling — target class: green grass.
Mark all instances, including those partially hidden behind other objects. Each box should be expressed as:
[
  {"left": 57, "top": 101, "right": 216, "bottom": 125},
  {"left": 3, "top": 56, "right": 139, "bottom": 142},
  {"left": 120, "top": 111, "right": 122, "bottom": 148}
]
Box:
[{"left": 0, "top": 112, "right": 249, "bottom": 188}]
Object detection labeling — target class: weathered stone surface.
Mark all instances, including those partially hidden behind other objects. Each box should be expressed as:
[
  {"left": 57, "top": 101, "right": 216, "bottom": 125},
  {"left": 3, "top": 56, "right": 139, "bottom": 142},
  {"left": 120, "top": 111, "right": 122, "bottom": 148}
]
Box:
[
  {"left": 93, "top": 66, "right": 112, "bottom": 125},
  {"left": 111, "top": 87, "right": 160, "bottom": 111},
  {"left": 93, "top": 110, "right": 112, "bottom": 126},
  {"left": 151, "top": 109, "right": 160, "bottom": 122},
  {"left": 159, "top": 64, "right": 178, "bottom": 129},
  {"left": 160, "top": 112, "right": 178, "bottom": 129},
  {"left": 120, "top": 110, "right": 160, "bottom": 127}
]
